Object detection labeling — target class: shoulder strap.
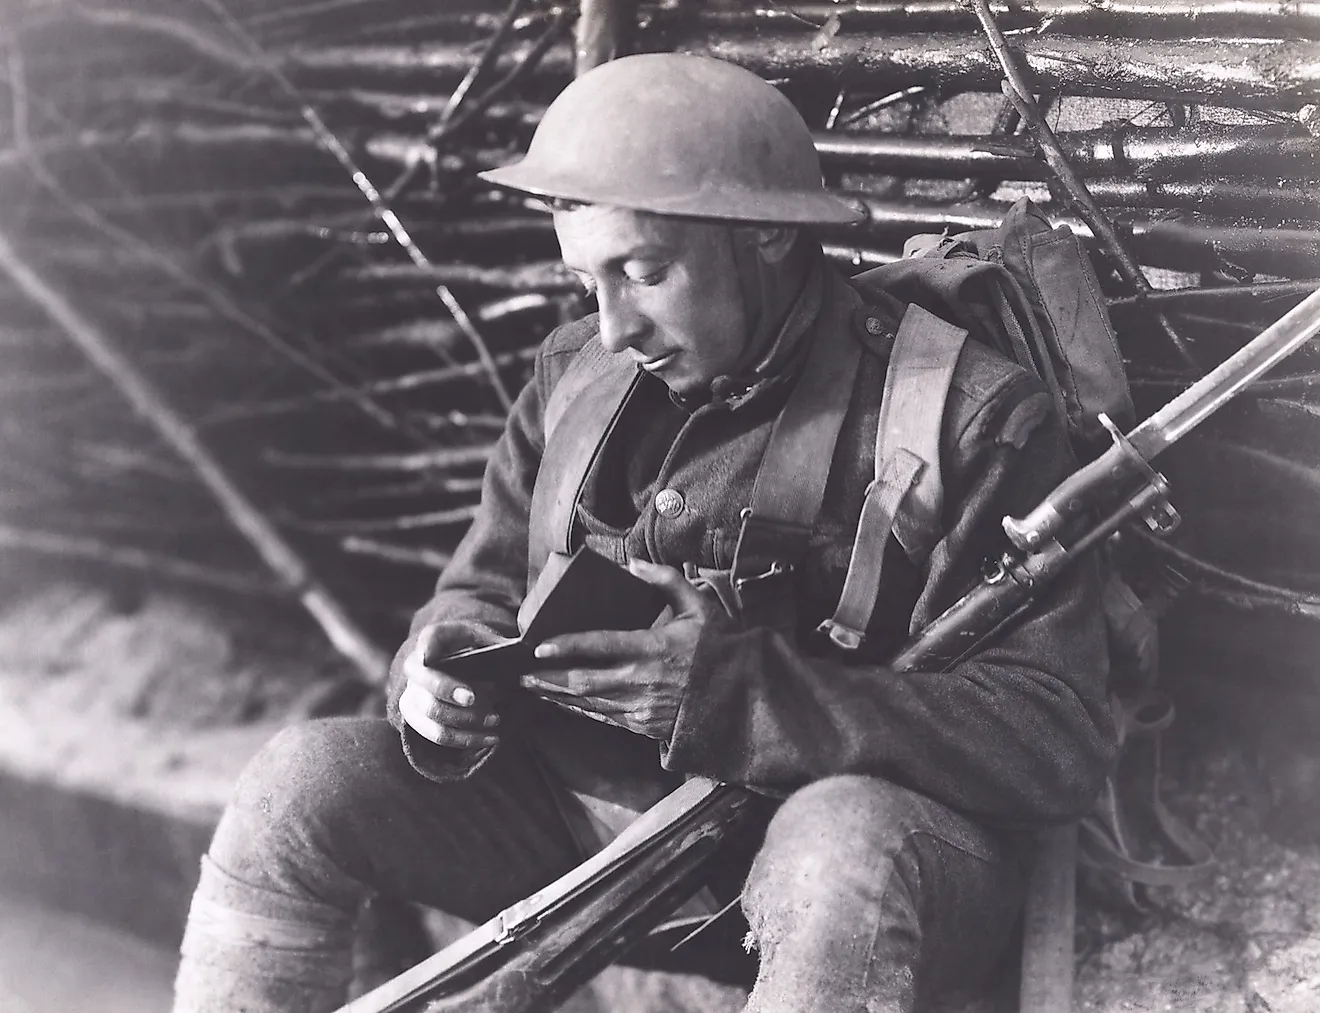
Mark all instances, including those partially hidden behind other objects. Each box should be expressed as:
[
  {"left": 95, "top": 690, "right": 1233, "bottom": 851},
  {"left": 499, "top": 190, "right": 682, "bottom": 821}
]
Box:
[
  {"left": 530, "top": 339, "right": 640, "bottom": 567},
  {"left": 543, "top": 338, "right": 619, "bottom": 441},
  {"left": 730, "top": 294, "right": 865, "bottom": 599},
  {"left": 821, "top": 304, "right": 968, "bottom": 650}
]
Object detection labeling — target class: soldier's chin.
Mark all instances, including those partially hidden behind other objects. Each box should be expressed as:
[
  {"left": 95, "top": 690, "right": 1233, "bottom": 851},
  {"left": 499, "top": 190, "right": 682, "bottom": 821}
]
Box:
[
  {"left": 662, "top": 372, "right": 705, "bottom": 397},
  {"left": 651, "top": 360, "right": 703, "bottom": 396}
]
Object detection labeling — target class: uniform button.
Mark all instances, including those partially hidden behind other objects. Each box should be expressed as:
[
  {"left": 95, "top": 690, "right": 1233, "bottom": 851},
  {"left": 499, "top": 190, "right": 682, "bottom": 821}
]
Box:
[
  {"left": 654, "top": 488, "right": 686, "bottom": 518},
  {"left": 865, "top": 316, "right": 887, "bottom": 336}
]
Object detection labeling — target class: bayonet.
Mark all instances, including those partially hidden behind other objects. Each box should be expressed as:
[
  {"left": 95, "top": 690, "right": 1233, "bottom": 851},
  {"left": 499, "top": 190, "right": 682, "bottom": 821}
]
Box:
[{"left": 1004, "top": 286, "right": 1320, "bottom": 551}]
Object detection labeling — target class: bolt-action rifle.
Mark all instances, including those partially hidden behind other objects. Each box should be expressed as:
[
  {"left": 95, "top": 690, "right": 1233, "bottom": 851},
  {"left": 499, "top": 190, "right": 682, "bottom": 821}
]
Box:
[{"left": 339, "top": 287, "right": 1320, "bottom": 1013}]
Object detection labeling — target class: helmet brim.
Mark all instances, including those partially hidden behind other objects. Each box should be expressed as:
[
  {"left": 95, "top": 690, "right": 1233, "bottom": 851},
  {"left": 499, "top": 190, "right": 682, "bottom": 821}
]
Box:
[{"left": 479, "top": 164, "right": 866, "bottom": 227}]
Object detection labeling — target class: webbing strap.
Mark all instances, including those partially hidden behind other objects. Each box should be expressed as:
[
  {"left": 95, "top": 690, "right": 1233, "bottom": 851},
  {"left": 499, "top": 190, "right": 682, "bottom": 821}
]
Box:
[
  {"left": 1077, "top": 693, "right": 1213, "bottom": 894},
  {"left": 533, "top": 344, "right": 641, "bottom": 560},
  {"left": 745, "top": 316, "right": 863, "bottom": 527},
  {"left": 733, "top": 302, "right": 864, "bottom": 586},
  {"left": 822, "top": 450, "right": 923, "bottom": 649},
  {"left": 824, "top": 304, "right": 968, "bottom": 649}
]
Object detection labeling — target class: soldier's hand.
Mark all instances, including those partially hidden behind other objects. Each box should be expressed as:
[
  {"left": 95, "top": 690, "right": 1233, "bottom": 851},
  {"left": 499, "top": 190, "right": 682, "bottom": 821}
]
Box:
[
  {"left": 521, "top": 560, "right": 713, "bottom": 740},
  {"left": 398, "top": 629, "right": 503, "bottom": 749}
]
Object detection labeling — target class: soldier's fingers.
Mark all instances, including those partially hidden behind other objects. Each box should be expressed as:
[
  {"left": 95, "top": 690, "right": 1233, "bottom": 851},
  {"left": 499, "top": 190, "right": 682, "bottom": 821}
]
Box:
[
  {"left": 521, "top": 665, "right": 641, "bottom": 697},
  {"left": 522, "top": 667, "right": 600, "bottom": 697},
  {"left": 627, "top": 559, "right": 707, "bottom": 616},
  {"left": 403, "top": 653, "right": 478, "bottom": 708},
  {"left": 399, "top": 683, "right": 444, "bottom": 742},
  {"left": 399, "top": 685, "right": 500, "bottom": 748},
  {"left": 422, "top": 694, "right": 500, "bottom": 731},
  {"left": 534, "top": 629, "right": 657, "bottom": 662}
]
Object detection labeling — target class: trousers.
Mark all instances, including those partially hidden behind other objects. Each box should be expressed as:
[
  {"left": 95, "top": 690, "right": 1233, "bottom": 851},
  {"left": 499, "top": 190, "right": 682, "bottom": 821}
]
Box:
[{"left": 173, "top": 717, "right": 1033, "bottom": 1013}]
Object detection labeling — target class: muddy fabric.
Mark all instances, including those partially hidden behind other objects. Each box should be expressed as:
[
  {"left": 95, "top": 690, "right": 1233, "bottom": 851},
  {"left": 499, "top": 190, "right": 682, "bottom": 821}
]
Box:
[
  {"left": 742, "top": 776, "right": 1031, "bottom": 1013},
  {"left": 174, "top": 856, "right": 353, "bottom": 1013},
  {"left": 172, "top": 718, "right": 588, "bottom": 1013}
]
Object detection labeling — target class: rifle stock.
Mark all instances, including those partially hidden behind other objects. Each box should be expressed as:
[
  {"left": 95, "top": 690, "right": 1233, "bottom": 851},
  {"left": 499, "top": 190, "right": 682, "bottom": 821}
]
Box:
[
  {"left": 340, "top": 779, "right": 758, "bottom": 1013},
  {"left": 342, "top": 286, "right": 1320, "bottom": 1013}
]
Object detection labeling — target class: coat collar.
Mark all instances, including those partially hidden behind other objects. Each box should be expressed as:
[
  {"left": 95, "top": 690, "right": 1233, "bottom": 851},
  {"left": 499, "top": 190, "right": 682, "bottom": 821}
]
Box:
[{"left": 670, "top": 257, "right": 827, "bottom": 413}]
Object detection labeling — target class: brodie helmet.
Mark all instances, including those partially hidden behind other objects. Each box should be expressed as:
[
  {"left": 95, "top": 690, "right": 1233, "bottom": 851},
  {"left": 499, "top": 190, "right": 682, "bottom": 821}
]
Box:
[{"left": 478, "top": 53, "right": 862, "bottom": 226}]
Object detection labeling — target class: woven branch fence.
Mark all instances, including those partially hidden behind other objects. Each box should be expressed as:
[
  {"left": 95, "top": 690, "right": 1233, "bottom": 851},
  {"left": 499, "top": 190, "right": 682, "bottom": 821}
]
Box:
[{"left": 0, "top": 0, "right": 1317, "bottom": 682}]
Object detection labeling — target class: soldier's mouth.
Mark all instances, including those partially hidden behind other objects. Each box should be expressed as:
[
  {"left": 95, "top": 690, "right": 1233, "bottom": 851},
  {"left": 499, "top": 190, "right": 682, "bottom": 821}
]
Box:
[{"left": 641, "top": 352, "right": 677, "bottom": 372}]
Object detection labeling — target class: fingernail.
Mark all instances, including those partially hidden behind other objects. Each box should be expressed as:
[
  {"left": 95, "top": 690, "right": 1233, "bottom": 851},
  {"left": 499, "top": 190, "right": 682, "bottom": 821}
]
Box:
[
  {"left": 452, "top": 687, "right": 475, "bottom": 707},
  {"left": 534, "top": 643, "right": 557, "bottom": 659},
  {"left": 483, "top": 736, "right": 500, "bottom": 746},
  {"left": 484, "top": 714, "right": 500, "bottom": 728}
]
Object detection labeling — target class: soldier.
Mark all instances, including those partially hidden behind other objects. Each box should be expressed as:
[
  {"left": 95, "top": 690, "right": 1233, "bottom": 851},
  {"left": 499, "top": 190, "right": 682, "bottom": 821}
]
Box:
[{"left": 173, "top": 54, "right": 1115, "bottom": 1013}]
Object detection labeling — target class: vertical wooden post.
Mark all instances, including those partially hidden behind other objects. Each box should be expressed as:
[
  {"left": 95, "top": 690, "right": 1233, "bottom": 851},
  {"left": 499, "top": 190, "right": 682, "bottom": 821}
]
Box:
[
  {"left": 575, "top": 0, "right": 637, "bottom": 76},
  {"left": 1019, "top": 823, "right": 1078, "bottom": 1013}
]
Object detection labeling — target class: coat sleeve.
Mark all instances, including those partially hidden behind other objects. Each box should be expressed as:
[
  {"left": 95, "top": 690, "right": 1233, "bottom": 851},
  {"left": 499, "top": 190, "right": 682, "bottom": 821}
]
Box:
[
  {"left": 384, "top": 327, "right": 589, "bottom": 778},
  {"left": 662, "top": 369, "right": 1118, "bottom": 828}
]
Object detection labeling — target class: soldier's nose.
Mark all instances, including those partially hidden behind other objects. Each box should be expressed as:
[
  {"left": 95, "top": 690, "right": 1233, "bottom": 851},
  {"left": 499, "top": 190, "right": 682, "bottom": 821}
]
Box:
[{"left": 597, "top": 298, "right": 648, "bottom": 355}]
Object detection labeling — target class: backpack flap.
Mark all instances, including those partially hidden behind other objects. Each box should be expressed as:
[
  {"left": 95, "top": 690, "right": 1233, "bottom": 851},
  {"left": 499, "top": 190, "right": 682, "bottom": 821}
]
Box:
[
  {"left": 857, "top": 256, "right": 1014, "bottom": 362},
  {"left": 857, "top": 198, "right": 1135, "bottom": 450}
]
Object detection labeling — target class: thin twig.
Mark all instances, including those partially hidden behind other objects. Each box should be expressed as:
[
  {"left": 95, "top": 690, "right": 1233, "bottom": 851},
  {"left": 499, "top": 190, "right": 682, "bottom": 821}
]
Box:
[
  {"left": 341, "top": 536, "right": 453, "bottom": 571},
  {"left": 343, "top": 294, "right": 553, "bottom": 350},
  {"left": 432, "top": 0, "right": 529, "bottom": 139},
  {"left": 1127, "top": 526, "right": 1320, "bottom": 622},
  {"left": 970, "top": 0, "right": 1199, "bottom": 366},
  {"left": 835, "top": 86, "right": 927, "bottom": 128},
  {"left": 263, "top": 443, "right": 496, "bottom": 473},
  {"left": 200, "top": 346, "right": 539, "bottom": 426},
  {"left": 290, "top": 505, "right": 479, "bottom": 534},
  {"left": 0, "top": 80, "right": 406, "bottom": 434},
  {"left": 423, "top": 10, "right": 573, "bottom": 149},
  {"left": 308, "top": 475, "right": 484, "bottom": 507},
  {"left": 197, "top": 0, "right": 515, "bottom": 412},
  {"left": 1129, "top": 372, "right": 1320, "bottom": 394},
  {"left": 54, "top": 7, "right": 255, "bottom": 72},
  {"left": 0, "top": 523, "right": 279, "bottom": 596},
  {"left": 1108, "top": 280, "right": 1320, "bottom": 310},
  {"left": 0, "top": 226, "right": 390, "bottom": 684}
]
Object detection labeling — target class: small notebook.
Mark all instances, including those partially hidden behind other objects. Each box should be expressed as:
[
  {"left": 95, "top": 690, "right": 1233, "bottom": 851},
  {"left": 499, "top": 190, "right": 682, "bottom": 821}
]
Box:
[{"left": 427, "top": 547, "right": 669, "bottom": 683}]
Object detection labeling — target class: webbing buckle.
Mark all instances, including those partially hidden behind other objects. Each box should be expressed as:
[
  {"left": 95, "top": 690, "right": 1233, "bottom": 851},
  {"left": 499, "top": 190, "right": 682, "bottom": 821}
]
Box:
[
  {"left": 816, "top": 618, "right": 865, "bottom": 651},
  {"left": 734, "top": 559, "right": 791, "bottom": 591},
  {"left": 732, "top": 507, "right": 805, "bottom": 592}
]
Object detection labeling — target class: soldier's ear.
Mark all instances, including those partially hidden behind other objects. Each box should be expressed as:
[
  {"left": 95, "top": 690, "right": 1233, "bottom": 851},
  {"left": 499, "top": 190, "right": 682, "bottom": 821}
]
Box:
[{"left": 749, "top": 226, "right": 799, "bottom": 264}]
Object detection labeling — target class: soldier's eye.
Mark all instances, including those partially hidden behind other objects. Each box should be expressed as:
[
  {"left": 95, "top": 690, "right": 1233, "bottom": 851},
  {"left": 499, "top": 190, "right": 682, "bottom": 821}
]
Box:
[{"left": 626, "top": 263, "right": 668, "bottom": 286}]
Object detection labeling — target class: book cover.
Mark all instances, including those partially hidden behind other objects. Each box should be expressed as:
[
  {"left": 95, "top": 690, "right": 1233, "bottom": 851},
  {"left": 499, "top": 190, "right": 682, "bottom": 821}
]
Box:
[{"left": 427, "top": 547, "right": 669, "bottom": 683}]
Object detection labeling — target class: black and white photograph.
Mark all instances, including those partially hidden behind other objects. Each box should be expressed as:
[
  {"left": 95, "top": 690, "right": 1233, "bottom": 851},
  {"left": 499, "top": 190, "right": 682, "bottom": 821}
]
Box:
[{"left": 0, "top": 2, "right": 1317, "bottom": 1011}]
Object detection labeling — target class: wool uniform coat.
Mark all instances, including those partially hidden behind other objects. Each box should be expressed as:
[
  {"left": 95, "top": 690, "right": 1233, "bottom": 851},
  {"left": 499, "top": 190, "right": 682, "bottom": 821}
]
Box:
[{"left": 386, "top": 263, "right": 1117, "bottom": 838}]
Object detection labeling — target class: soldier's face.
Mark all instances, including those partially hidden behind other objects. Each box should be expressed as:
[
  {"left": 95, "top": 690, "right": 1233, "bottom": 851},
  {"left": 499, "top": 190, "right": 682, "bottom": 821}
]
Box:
[{"left": 554, "top": 205, "right": 751, "bottom": 396}]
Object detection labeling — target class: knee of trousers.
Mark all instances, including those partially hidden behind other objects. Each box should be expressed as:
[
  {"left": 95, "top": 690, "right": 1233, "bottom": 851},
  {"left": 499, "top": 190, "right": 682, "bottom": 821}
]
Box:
[
  {"left": 742, "top": 776, "right": 934, "bottom": 926},
  {"left": 209, "top": 717, "right": 401, "bottom": 901}
]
